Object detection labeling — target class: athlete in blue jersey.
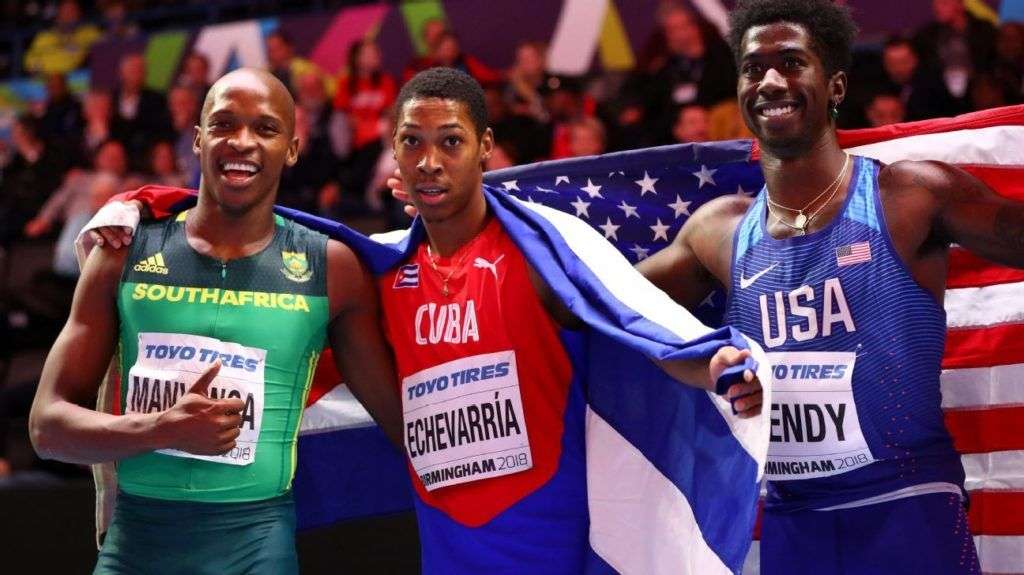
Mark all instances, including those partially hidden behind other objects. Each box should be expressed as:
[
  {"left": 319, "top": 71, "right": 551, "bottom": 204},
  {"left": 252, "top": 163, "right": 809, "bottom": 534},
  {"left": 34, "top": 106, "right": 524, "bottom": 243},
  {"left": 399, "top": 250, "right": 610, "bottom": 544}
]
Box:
[{"left": 638, "top": 1, "right": 1024, "bottom": 573}]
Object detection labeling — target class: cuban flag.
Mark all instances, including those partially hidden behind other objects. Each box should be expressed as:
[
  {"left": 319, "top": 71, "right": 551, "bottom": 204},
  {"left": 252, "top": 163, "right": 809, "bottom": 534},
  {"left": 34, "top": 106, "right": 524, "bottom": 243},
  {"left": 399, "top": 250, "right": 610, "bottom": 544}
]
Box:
[{"left": 281, "top": 183, "right": 773, "bottom": 575}]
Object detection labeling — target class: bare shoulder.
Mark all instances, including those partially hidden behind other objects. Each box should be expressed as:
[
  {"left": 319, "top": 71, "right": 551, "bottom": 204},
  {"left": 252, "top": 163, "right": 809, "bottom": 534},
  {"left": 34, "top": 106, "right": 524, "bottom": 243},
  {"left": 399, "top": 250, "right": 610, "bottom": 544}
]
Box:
[
  {"left": 878, "top": 159, "right": 980, "bottom": 202},
  {"left": 677, "top": 193, "right": 753, "bottom": 256},
  {"left": 325, "top": 239, "right": 375, "bottom": 317},
  {"left": 326, "top": 238, "right": 364, "bottom": 273}
]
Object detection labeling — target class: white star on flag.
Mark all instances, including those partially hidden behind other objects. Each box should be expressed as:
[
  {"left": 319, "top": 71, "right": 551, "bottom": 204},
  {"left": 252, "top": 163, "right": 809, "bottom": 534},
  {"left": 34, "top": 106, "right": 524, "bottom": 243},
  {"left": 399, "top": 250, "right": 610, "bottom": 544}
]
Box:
[
  {"left": 581, "top": 178, "right": 604, "bottom": 198},
  {"left": 570, "top": 196, "right": 591, "bottom": 218},
  {"left": 634, "top": 171, "right": 659, "bottom": 196},
  {"left": 667, "top": 194, "right": 692, "bottom": 218},
  {"left": 617, "top": 200, "right": 640, "bottom": 219},
  {"left": 598, "top": 217, "right": 621, "bottom": 240},
  {"left": 699, "top": 292, "right": 715, "bottom": 307},
  {"left": 736, "top": 184, "right": 753, "bottom": 197},
  {"left": 629, "top": 244, "right": 650, "bottom": 261},
  {"left": 555, "top": 175, "right": 570, "bottom": 185},
  {"left": 693, "top": 165, "right": 717, "bottom": 188},
  {"left": 650, "top": 218, "right": 671, "bottom": 241},
  {"left": 502, "top": 180, "right": 519, "bottom": 191}
]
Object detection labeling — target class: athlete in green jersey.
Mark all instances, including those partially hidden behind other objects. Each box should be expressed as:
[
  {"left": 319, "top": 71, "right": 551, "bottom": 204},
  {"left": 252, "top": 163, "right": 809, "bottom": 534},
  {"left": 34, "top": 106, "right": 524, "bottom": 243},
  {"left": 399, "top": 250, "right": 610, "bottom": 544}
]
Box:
[{"left": 29, "top": 69, "right": 403, "bottom": 574}]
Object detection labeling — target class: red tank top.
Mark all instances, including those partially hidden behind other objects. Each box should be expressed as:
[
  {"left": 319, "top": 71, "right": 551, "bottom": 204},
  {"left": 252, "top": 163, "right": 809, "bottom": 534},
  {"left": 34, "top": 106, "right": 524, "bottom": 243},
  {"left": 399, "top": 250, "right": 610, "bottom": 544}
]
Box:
[{"left": 379, "top": 218, "right": 573, "bottom": 527}]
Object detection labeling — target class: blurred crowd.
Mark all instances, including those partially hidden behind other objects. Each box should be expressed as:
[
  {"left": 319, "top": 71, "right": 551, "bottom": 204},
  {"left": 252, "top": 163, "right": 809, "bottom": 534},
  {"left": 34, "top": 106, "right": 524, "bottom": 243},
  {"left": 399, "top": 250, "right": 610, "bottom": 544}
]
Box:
[{"left": 0, "top": 0, "right": 1023, "bottom": 479}]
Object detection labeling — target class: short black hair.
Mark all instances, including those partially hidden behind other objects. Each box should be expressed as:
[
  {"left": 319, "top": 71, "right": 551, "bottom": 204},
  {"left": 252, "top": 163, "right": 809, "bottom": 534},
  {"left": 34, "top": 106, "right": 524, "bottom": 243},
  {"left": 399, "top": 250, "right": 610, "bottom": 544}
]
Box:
[
  {"left": 727, "top": 0, "right": 858, "bottom": 77},
  {"left": 394, "top": 67, "right": 488, "bottom": 136}
]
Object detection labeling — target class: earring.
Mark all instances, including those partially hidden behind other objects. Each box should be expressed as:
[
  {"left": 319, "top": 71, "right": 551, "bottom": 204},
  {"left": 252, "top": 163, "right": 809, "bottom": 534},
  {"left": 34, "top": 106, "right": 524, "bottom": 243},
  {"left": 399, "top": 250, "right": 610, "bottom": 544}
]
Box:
[{"left": 829, "top": 102, "right": 840, "bottom": 120}]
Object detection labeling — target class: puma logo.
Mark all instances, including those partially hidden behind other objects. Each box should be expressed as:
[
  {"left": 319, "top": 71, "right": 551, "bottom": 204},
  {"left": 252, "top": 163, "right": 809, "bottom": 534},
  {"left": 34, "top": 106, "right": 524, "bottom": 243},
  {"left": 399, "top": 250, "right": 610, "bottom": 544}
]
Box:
[{"left": 473, "top": 255, "right": 505, "bottom": 280}]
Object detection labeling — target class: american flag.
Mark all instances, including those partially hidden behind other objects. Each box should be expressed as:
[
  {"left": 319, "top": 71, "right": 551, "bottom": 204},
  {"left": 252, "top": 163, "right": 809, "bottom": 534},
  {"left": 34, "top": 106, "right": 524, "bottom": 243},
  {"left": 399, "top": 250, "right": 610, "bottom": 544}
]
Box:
[
  {"left": 484, "top": 105, "right": 1024, "bottom": 574},
  {"left": 835, "top": 241, "right": 872, "bottom": 267}
]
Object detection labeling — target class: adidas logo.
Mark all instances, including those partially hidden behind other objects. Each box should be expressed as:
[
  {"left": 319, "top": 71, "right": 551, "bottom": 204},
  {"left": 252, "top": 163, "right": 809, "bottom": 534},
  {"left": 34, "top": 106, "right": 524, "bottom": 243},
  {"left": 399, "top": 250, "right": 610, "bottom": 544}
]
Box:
[{"left": 134, "top": 253, "right": 169, "bottom": 275}]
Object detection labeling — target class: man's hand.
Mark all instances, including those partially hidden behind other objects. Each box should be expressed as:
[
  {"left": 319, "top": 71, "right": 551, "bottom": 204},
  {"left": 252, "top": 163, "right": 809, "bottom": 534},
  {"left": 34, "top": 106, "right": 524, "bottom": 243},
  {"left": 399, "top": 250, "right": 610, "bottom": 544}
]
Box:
[
  {"left": 86, "top": 200, "right": 144, "bottom": 249},
  {"left": 154, "top": 363, "right": 246, "bottom": 455},
  {"left": 709, "top": 346, "right": 762, "bottom": 418},
  {"left": 386, "top": 168, "right": 417, "bottom": 218}
]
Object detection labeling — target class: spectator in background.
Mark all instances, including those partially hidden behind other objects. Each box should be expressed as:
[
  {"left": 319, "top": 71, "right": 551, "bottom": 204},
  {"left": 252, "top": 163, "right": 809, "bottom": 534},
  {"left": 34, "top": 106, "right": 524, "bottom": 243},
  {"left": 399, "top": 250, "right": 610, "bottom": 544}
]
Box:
[
  {"left": 166, "top": 85, "right": 200, "bottom": 186},
  {"left": 994, "top": 22, "right": 1024, "bottom": 102},
  {"left": 672, "top": 104, "right": 709, "bottom": 143},
  {"left": 111, "top": 53, "right": 173, "bottom": 171},
  {"left": 633, "top": 3, "right": 736, "bottom": 143},
  {"left": 80, "top": 88, "right": 113, "bottom": 161},
  {"left": 38, "top": 73, "right": 83, "bottom": 152},
  {"left": 147, "top": 141, "right": 185, "bottom": 188},
  {"left": 485, "top": 83, "right": 547, "bottom": 164},
  {"left": 969, "top": 72, "right": 1016, "bottom": 111},
  {"left": 176, "top": 51, "right": 212, "bottom": 103},
  {"left": 545, "top": 75, "right": 588, "bottom": 159},
  {"left": 406, "top": 31, "right": 502, "bottom": 86},
  {"left": 915, "top": 0, "right": 997, "bottom": 100},
  {"left": 23, "top": 139, "right": 137, "bottom": 278},
  {"left": 505, "top": 41, "right": 551, "bottom": 123},
  {"left": 23, "top": 0, "right": 102, "bottom": 75},
  {"left": 567, "top": 116, "right": 607, "bottom": 158},
  {"left": 0, "top": 115, "right": 69, "bottom": 246},
  {"left": 266, "top": 30, "right": 331, "bottom": 98},
  {"left": 280, "top": 106, "right": 339, "bottom": 215},
  {"left": 706, "top": 101, "right": 753, "bottom": 141},
  {"left": 881, "top": 36, "right": 961, "bottom": 120},
  {"left": 333, "top": 39, "right": 396, "bottom": 203},
  {"left": 99, "top": 0, "right": 139, "bottom": 41},
  {"left": 404, "top": 17, "right": 450, "bottom": 79},
  {"left": 864, "top": 93, "right": 906, "bottom": 127}
]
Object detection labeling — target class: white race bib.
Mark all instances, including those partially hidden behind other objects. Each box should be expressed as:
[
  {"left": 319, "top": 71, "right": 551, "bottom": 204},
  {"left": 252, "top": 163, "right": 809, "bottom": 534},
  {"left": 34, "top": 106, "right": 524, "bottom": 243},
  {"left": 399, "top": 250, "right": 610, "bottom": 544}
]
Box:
[
  {"left": 125, "top": 332, "right": 266, "bottom": 466},
  {"left": 765, "top": 351, "right": 874, "bottom": 480},
  {"left": 403, "top": 350, "right": 532, "bottom": 491}
]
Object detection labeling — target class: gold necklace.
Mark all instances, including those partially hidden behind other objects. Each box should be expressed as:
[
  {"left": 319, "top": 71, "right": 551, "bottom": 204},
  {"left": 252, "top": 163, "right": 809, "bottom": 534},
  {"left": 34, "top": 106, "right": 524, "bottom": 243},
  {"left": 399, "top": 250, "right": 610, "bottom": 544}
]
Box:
[
  {"left": 765, "top": 154, "right": 850, "bottom": 234},
  {"left": 426, "top": 244, "right": 470, "bottom": 297}
]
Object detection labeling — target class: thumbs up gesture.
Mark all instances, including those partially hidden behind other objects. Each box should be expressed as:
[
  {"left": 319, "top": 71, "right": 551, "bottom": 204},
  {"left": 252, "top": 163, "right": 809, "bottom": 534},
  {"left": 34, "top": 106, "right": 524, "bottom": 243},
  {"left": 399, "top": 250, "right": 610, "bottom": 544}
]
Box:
[{"left": 155, "top": 362, "right": 246, "bottom": 455}]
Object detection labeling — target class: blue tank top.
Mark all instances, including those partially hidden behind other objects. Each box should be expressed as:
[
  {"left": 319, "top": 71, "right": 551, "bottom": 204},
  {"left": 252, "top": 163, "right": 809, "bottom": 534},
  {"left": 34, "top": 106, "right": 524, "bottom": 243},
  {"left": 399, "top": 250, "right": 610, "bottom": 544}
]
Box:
[{"left": 724, "top": 156, "right": 964, "bottom": 512}]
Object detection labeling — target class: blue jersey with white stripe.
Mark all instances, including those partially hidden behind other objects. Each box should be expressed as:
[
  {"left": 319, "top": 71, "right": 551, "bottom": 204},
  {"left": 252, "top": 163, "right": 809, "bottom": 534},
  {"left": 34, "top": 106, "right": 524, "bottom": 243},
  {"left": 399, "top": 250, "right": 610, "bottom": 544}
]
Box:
[{"left": 724, "top": 156, "right": 964, "bottom": 512}]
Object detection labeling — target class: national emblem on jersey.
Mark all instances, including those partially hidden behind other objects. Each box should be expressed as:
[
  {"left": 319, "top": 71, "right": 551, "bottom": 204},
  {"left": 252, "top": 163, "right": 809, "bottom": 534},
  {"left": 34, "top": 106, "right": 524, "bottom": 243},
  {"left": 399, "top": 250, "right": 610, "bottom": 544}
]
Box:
[
  {"left": 280, "top": 251, "right": 312, "bottom": 282},
  {"left": 394, "top": 264, "right": 420, "bottom": 288},
  {"left": 134, "top": 252, "right": 169, "bottom": 275}
]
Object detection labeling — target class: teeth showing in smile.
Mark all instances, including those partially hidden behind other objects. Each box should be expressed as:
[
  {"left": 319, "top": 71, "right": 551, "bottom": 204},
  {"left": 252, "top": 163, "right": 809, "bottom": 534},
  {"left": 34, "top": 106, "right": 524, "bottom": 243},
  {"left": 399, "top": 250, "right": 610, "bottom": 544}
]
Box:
[
  {"left": 222, "top": 162, "right": 258, "bottom": 173},
  {"left": 762, "top": 105, "right": 794, "bottom": 117}
]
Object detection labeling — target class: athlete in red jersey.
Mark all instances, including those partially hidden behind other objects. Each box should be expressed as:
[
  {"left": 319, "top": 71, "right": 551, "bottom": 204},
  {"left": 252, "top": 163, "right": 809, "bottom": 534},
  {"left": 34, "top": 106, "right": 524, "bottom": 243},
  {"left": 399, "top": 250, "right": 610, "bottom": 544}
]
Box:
[{"left": 381, "top": 67, "right": 762, "bottom": 572}]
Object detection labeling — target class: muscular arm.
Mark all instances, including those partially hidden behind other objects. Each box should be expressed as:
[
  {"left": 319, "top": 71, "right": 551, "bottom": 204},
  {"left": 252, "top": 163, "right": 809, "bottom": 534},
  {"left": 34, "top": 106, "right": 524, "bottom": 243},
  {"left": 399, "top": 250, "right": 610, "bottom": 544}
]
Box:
[
  {"left": 29, "top": 245, "right": 158, "bottom": 463},
  {"left": 325, "top": 240, "right": 404, "bottom": 447},
  {"left": 30, "top": 247, "right": 242, "bottom": 464},
  {"left": 882, "top": 160, "right": 1024, "bottom": 269}
]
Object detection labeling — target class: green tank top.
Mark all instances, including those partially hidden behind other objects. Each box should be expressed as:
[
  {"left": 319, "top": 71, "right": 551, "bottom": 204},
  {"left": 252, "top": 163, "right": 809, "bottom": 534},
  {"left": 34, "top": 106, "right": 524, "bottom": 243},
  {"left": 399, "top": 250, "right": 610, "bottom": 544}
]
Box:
[{"left": 116, "top": 211, "right": 330, "bottom": 502}]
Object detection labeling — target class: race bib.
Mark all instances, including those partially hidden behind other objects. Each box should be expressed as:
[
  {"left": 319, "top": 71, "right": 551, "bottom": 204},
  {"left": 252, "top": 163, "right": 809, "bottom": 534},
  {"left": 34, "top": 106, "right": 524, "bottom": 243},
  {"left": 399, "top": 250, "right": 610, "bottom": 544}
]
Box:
[
  {"left": 403, "top": 350, "right": 532, "bottom": 491},
  {"left": 125, "top": 333, "right": 266, "bottom": 466},
  {"left": 765, "top": 351, "right": 874, "bottom": 480}
]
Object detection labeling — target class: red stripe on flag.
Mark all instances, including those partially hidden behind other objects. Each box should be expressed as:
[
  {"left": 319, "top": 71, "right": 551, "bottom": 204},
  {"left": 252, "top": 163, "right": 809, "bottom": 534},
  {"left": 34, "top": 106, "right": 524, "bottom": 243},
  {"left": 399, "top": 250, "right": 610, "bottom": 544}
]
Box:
[
  {"left": 944, "top": 323, "right": 1024, "bottom": 369},
  {"left": 959, "top": 166, "right": 1024, "bottom": 202},
  {"left": 944, "top": 406, "right": 1024, "bottom": 454},
  {"left": 968, "top": 490, "right": 1024, "bottom": 535},
  {"left": 948, "top": 248, "right": 1024, "bottom": 289},
  {"left": 835, "top": 105, "right": 1024, "bottom": 149}
]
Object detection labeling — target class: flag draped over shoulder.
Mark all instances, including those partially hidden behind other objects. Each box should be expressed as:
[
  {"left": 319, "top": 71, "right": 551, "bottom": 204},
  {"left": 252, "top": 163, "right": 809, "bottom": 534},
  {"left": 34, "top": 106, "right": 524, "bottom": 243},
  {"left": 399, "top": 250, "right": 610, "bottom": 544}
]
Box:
[
  {"left": 463, "top": 105, "right": 1024, "bottom": 573},
  {"left": 282, "top": 183, "right": 772, "bottom": 575}
]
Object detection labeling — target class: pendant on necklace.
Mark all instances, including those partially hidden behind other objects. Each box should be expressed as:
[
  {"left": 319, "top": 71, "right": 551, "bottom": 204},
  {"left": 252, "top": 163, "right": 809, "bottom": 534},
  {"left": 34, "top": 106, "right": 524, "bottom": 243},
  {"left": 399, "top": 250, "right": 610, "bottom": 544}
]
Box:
[
  {"left": 442, "top": 283, "right": 449, "bottom": 297},
  {"left": 794, "top": 212, "right": 808, "bottom": 230}
]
